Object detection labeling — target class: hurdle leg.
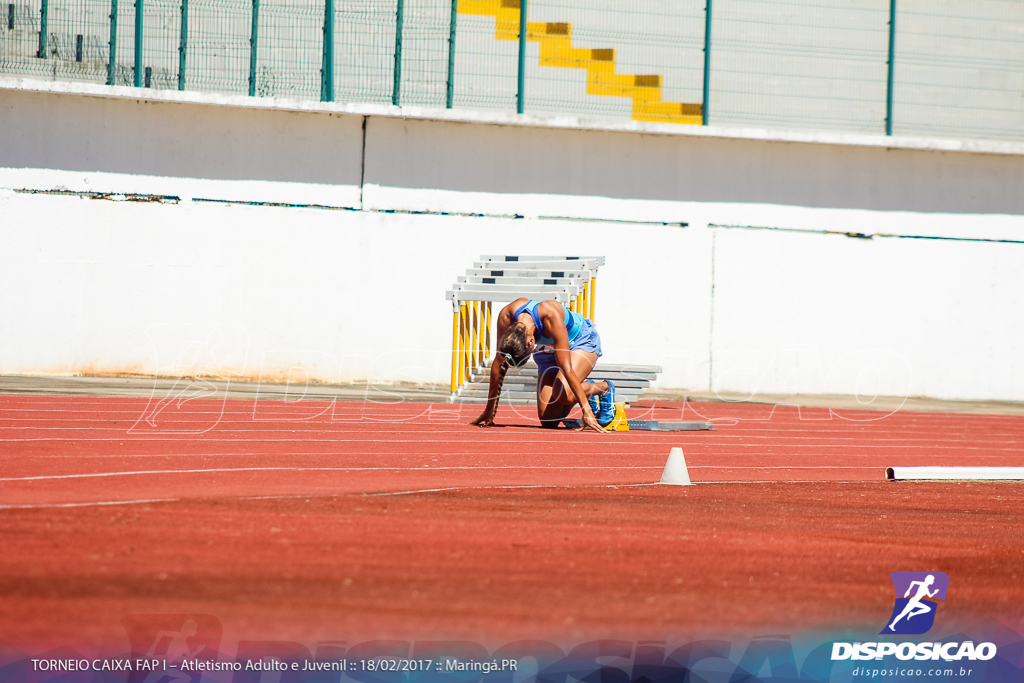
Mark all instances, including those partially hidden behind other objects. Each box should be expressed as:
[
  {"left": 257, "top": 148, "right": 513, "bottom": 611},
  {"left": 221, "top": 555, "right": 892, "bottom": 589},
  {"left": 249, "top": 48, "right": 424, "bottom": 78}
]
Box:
[
  {"left": 589, "top": 276, "right": 596, "bottom": 321},
  {"left": 463, "top": 302, "right": 473, "bottom": 382},
  {"left": 469, "top": 301, "right": 478, "bottom": 373},
  {"left": 475, "top": 301, "right": 483, "bottom": 370},
  {"left": 450, "top": 304, "right": 460, "bottom": 395},
  {"left": 484, "top": 301, "right": 491, "bottom": 362},
  {"left": 458, "top": 303, "right": 468, "bottom": 390}
]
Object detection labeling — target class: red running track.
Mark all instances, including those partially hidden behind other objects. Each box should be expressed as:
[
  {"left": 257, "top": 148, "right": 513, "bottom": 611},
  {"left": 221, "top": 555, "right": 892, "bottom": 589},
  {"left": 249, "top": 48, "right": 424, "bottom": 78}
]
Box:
[
  {"left": 3, "top": 395, "right": 1023, "bottom": 506},
  {"left": 1, "top": 393, "right": 1023, "bottom": 652}
]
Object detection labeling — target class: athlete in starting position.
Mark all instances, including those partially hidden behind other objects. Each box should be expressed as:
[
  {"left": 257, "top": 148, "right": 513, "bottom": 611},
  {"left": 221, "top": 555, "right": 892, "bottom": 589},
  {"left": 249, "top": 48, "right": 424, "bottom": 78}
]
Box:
[{"left": 471, "top": 298, "right": 614, "bottom": 431}]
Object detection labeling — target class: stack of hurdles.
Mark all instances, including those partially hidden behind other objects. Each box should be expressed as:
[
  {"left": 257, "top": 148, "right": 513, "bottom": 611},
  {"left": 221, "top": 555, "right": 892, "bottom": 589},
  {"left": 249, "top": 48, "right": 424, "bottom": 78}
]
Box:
[{"left": 446, "top": 255, "right": 662, "bottom": 405}]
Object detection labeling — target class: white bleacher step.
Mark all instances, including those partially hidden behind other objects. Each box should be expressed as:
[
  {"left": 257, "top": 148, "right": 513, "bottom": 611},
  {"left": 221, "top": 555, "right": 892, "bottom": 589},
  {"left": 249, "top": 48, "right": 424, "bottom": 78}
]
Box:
[
  {"left": 473, "top": 259, "right": 602, "bottom": 270},
  {"left": 462, "top": 266, "right": 589, "bottom": 278},
  {"left": 477, "top": 370, "right": 656, "bottom": 384},
  {"left": 479, "top": 255, "right": 607, "bottom": 267},
  {"left": 452, "top": 360, "right": 653, "bottom": 405},
  {"left": 456, "top": 397, "right": 542, "bottom": 405},
  {"left": 477, "top": 364, "right": 660, "bottom": 380},
  {"left": 492, "top": 362, "right": 662, "bottom": 373},
  {"left": 453, "top": 396, "right": 641, "bottom": 406},
  {"left": 457, "top": 388, "right": 643, "bottom": 401},
  {"left": 482, "top": 377, "right": 651, "bottom": 390},
  {"left": 459, "top": 275, "right": 584, "bottom": 286},
  {"left": 479, "top": 365, "right": 661, "bottom": 374}
]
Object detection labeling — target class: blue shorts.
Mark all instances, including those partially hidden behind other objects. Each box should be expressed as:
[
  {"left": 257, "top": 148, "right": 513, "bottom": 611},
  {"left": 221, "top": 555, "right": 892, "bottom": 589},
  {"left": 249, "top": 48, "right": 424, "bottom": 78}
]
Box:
[{"left": 534, "top": 318, "right": 603, "bottom": 378}]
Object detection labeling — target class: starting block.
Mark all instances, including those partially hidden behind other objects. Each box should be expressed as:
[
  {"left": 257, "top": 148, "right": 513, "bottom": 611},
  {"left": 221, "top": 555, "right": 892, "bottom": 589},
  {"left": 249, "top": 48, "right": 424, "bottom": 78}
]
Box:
[{"left": 563, "top": 401, "right": 714, "bottom": 432}]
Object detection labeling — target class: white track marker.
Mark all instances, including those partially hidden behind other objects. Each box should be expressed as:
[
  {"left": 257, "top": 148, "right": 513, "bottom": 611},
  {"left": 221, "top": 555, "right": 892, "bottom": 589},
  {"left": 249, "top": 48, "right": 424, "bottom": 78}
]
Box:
[
  {"left": 660, "top": 447, "right": 693, "bottom": 486},
  {"left": 886, "top": 466, "right": 1024, "bottom": 481}
]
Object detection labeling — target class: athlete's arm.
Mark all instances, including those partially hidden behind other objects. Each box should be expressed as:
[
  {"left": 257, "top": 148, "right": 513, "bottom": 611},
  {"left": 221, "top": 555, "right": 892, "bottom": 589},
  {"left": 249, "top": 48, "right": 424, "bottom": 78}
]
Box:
[
  {"left": 470, "top": 300, "right": 521, "bottom": 426},
  {"left": 904, "top": 581, "right": 923, "bottom": 598},
  {"left": 470, "top": 354, "right": 505, "bottom": 427},
  {"left": 539, "top": 302, "right": 605, "bottom": 433}
]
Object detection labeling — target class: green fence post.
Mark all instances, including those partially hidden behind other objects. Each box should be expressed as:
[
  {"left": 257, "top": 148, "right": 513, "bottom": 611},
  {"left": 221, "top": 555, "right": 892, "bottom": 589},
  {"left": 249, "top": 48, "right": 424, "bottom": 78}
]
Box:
[
  {"left": 133, "top": 0, "right": 143, "bottom": 87},
  {"left": 392, "top": 0, "right": 404, "bottom": 106},
  {"left": 321, "top": 0, "right": 334, "bottom": 102},
  {"left": 702, "top": 0, "right": 712, "bottom": 125},
  {"left": 107, "top": 0, "right": 117, "bottom": 84},
  {"left": 177, "top": 0, "right": 187, "bottom": 90},
  {"left": 516, "top": 0, "right": 526, "bottom": 113},
  {"left": 885, "top": 0, "right": 896, "bottom": 135},
  {"left": 36, "top": 0, "right": 48, "bottom": 57},
  {"left": 446, "top": 0, "right": 457, "bottom": 108},
  {"left": 248, "top": 0, "right": 259, "bottom": 95}
]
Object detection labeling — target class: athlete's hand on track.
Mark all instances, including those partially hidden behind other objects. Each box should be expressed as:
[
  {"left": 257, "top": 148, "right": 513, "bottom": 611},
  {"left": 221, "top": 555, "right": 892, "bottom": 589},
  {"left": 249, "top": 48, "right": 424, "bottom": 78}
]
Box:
[
  {"left": 578, "top": 413, "right": 608, "bottom": 433},
  {"left": 470, "top": 413, "right": 496, "bottom": 427}
]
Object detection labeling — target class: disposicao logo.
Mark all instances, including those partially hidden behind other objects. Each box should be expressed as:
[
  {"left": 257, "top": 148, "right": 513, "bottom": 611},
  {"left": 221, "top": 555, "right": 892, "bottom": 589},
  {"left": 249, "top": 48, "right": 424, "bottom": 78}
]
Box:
[
  {"left": 830, "top": 571, "right": 998, "bottom": 663},
  {"left": 881, "top": 571, "right": 948, "bottom": 635}
]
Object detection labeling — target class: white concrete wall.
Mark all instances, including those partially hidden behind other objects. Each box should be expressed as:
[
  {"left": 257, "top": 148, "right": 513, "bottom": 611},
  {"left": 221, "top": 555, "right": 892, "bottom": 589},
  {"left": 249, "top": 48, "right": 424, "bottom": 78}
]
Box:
[{"left": 2, "top": 79, "right": 1023, "bottom": 401}]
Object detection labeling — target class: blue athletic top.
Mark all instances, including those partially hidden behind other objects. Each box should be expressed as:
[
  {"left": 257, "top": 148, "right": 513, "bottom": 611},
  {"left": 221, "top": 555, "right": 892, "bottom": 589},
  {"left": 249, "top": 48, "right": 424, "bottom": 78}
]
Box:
[{"left": 512, "top": 300, "right": 584, "bottom": 351}]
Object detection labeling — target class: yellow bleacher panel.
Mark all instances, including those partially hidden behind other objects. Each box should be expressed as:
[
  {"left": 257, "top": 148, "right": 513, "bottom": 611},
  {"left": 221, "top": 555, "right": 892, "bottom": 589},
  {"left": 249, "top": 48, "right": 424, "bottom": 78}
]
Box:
[{"left": 460, "top": 0, "right": 702, "bottom": 125}]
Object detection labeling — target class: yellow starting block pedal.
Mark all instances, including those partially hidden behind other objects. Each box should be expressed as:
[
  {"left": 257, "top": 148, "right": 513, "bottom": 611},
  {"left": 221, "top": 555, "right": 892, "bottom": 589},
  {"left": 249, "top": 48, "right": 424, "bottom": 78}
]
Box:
[
  {"left": 561, "top": 415, "right": 715, "bottom": 431},
  {"left": 604, "top": 401, "right": 629, "bottom": 431},
  {"left": 560, "top": 402, "right": 630, "bottom": 431}
]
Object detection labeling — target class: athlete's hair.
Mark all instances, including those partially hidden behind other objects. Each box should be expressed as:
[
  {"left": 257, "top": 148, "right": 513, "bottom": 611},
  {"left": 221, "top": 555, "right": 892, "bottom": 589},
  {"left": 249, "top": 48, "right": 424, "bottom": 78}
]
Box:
[{"left": 498, "top": 323, "right": 532, "bottom": 368}]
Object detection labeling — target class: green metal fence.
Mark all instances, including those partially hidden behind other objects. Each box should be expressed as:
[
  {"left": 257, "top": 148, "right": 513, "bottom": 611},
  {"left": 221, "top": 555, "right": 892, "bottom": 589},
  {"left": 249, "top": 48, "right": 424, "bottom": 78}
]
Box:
[{"left": 1, "top": 0, "right": 1022, "bottom": 141}]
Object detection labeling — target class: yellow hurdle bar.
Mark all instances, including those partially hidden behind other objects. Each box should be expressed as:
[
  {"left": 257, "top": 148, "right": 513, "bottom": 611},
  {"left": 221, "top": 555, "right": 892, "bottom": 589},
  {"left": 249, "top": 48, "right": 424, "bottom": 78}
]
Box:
[
  {"left": 474, "top": 301, "right": 483, "bottom": 368},
  {"left": 484, "top": 301, "right": 491, "bottom": 362},
  {"left": 469, "top": 301, "right": 476, "bottom": 370},
  {"left": 458, "top": 303, "right": 468, "bottom": 390},
  {"left": 463, "top": 302, "right": 473, "bottom": 381},
  {"left": 469, "top": 301, "right": 477, "bottom": 373},
  {"left": 589, "top": 276, "right": 596, "bottom": 321},
  {"left": 450, "top": 305, "right": 460, "bottom": 394}
]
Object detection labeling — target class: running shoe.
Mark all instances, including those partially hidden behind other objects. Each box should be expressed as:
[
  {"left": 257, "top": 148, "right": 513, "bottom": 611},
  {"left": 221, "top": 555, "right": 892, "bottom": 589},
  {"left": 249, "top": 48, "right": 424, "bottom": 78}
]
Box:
[{"left": 596, "top": 380, "right": 616, "bottom": 426}]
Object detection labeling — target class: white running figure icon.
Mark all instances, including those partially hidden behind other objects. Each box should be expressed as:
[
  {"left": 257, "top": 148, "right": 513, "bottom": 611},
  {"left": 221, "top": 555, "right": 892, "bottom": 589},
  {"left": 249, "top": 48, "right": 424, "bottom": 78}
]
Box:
[
  {"left": 142, "top": 619, "right": 204, "bottom": 683},
  {"left": 888, "top": 574, "right": 939, "bottom": 631}
]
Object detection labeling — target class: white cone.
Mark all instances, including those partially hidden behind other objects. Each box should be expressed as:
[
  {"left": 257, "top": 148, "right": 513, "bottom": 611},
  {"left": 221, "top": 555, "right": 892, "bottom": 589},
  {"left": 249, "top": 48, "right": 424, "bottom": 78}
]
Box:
[{"left": 660, "top": 447, "right": 693, "bottom": 485}]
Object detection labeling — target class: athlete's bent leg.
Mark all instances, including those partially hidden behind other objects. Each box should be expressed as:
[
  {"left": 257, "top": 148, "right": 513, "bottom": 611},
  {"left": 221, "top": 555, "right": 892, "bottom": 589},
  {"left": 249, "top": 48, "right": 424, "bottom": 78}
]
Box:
[{"left": 536, "top": 350, "right": 601, "bottom": 428}]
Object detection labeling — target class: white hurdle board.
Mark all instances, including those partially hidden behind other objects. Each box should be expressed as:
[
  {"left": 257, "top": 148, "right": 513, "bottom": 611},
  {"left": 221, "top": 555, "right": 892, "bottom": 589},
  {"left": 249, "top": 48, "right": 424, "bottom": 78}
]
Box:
[{"left": 886, "top": 467, "right": 1024, "bottom": 481}]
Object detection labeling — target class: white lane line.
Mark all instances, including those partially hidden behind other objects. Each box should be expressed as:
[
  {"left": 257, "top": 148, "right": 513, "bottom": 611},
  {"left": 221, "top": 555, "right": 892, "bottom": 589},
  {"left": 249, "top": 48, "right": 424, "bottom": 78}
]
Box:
[
  {"left": 0, "top": 497, "right": 181, "bottom": 510},
  {"left": 2, "top": 423, "right": 1021, "bottom": 441},
  {"left": 17, "top": 452, "right": 1007, "bottom": 460},
  {"left": 304, "top": 479, "right": 885, "bottom": 496},
  {"left": 3, "top": 426, "right": 1022, "bottom": 444},
  {"left": 0, "top": 438, "right": 705, "bottom": 444},
  {"left": 0, "top": 465, "right": 672, "bottom": 481},
  {"left": 3, "top": 407, "right": 1016, "bottom": 423},
  {"left": 364, "top": 484, "right": 578, "bottom": 496},
  {"left": 2, "top": 438, "right": 1020, "bottom": 455},
  {"left": 1, "top": 478, "right": 953, "bottom": 509},
  {"left": 2, "top": 403, "right": 1015, "bottom": 416},
  {"left": 0, "top": 465, "right": 887, "bottom": 482}
]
